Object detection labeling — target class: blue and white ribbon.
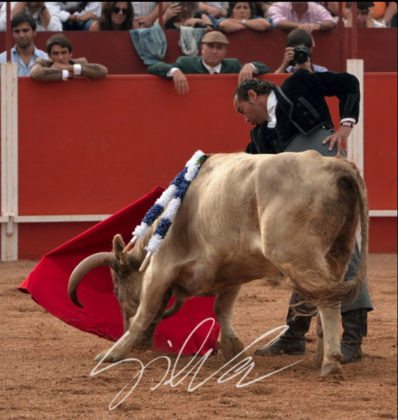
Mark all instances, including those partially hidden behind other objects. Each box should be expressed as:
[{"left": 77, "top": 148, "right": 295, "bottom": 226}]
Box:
[{"left": 127, "top": 150, "right": 207, "bottom": 268}]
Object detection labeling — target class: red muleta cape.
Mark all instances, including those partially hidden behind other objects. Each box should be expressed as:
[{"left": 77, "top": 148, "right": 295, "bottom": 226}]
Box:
[{"left": 19, "top": 187, "right": 219, "bottom": 355}]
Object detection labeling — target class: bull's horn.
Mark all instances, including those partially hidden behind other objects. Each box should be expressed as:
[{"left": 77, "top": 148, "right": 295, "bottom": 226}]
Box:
[{"left": 68, "top": 252, "right": 115, "bottom": 308}]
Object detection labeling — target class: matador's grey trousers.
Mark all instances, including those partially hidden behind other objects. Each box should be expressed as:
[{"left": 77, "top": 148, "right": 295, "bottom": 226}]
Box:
[{"left": 284, "top": 127, "right": 373, "bottom": 313}]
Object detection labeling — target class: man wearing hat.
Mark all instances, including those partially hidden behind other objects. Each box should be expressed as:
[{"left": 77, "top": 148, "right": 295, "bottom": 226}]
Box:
[{"left": 148, "top": 31, "right": 270, "bottom": 94}]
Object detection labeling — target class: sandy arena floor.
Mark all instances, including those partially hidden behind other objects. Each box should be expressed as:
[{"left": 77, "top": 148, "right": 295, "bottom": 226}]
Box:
[{"left": 1, "top": 254, "right": 396, "bottom": 419}]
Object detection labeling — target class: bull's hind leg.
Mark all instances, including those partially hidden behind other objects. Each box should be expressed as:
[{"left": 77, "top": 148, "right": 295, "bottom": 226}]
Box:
[
  {"left": 215, "top": 286, "right": 244, "bottom": 360},
  {"left": 277, "top": 253, "right": 343, "bottom": 376},
  {"left": 312, "top": 313, "right": 324, "bottom": 368},
  {"left": 317, "top": 306, "right": 343, "bottom": 376}
]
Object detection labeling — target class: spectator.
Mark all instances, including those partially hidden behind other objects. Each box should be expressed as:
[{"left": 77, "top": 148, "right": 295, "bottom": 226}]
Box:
[
  {"left": 216, "top": 2, "right": 271, "bottom": 32},
  {"left": 56, "top": 2, "right": 102, "bottom": 30},
  {"left": 267, "top": 2, "right": 336, "bottom": 33},
  {"left": 320, "top": 2, "right": 346, "bottom": 19},
  {"left": 381, "top": 2, "right": 397, "bottom": 26},
  {"left": 198, "top": 2, "right": 228, "bottom": 19},
  {"left": 148, "top": 30, "right": 270, "bottom": 94},
  {"left": 30, "top": 33, "right": 108, "bottom": 81},
  {"left": 275, "top": 28, "right": 328, "bottom": 73},
  {"left": 159, "top": 2, "right": 213, "bottom": 29},
  {"left": 255, "top": 2, "right": 274, "bottom": 17},
  {"left": 345, "top": 2, "right": 390, "bottom": 27},
  {"left": 321, "top": 2, "right": 396, "bottom": 26},
  {"left": 372, "top": 1, "right": 397, "bottom": 25},
  {"left": 132, "top": 2, "right": 161, "bottom": 28},
  {"left": 0, "top": 13, "right": 48, "bottom": 76},
  {"left": 0, "top": 2, "right": 62, "bottom": 32},
  {"left": 89, "top": 2, "right": 133, "bottom": 31}
]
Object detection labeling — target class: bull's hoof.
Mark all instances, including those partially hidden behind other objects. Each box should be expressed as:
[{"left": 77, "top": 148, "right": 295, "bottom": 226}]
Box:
[
  {"left": 220, "top": 336, "right": 245, "bottom": 360},
  {"left": 312, "top": 351, "right": 323, "bottom": 368},
  {"left": 94, "top": 349, "right": 126, "bottom": 363},
  {"left": 134, "top": 334, "right": 153, "bottom": 350},
  {"left": 320, "top": 361, "right": 342, "bottom": 377},
  {"left": 135, "top": 341, "right": 152, "bottom": 351},
  {"left": 94, "top": 350, "right": 113, "bottom": 363},
  {"left": 332, "top": 351, "right": 343, "bottom": 362}
]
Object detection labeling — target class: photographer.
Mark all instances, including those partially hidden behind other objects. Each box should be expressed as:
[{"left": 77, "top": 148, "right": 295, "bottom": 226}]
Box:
[{"left": 275, "top": 28, "right": 328, "bottom": 73}]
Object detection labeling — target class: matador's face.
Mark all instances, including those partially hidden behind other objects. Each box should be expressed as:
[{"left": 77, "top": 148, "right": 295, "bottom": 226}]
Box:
[{"left": 233, "top": 91, "right": 269, "bottom": 126}]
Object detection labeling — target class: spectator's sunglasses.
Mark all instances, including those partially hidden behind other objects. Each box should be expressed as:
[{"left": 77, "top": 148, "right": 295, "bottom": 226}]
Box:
[{"left": 112, "top": 6, "right": 129, "bottom": 15}]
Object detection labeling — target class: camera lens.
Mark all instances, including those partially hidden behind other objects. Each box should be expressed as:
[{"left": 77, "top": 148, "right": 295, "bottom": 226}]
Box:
[{"left": 293, "top": 46, "right": 310, "bottom": 64}]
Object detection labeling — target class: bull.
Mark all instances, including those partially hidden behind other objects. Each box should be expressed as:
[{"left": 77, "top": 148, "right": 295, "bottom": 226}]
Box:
[{"left": 68, "top": 151, "right": 368, "bottom": 377}]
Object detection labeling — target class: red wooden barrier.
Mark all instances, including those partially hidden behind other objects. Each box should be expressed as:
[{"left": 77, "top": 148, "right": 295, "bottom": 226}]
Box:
[{"left": 1, "top": 73, "right": 396, "bottom": 258}]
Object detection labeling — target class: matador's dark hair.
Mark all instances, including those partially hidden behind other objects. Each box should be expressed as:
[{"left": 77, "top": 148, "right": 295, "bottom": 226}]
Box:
[{"left": 234, "top": 79, "right": 276, "bottom": 101}]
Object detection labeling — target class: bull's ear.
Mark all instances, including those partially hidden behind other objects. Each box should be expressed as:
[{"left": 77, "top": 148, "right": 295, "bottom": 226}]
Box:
[
  {"left": 113, "top": 234, "right": 126, "bottom": 262},
  {"left": 112, "top": 233, "right": 140, "bottom": 271}
]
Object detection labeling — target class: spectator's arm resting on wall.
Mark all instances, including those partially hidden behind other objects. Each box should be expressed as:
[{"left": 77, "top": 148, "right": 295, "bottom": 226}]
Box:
[{"left": 31, "top": 58, "right": 107, "bottom": 81}]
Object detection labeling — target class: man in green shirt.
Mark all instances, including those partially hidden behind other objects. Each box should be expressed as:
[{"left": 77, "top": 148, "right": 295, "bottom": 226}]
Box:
[{"left": 148, "top": 31, "right": 270, "bottom": 94}]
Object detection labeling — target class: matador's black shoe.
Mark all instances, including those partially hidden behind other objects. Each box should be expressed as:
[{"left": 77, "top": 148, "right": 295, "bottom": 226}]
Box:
[
  {"left": 341, "top": 309, "right": 367, "bottom": 364},
  {"left": 255, "top": 300, "right": 313, "bottom": 356},
  {"left": 255, "top": 335, "right": 306, "bottom": 356}
]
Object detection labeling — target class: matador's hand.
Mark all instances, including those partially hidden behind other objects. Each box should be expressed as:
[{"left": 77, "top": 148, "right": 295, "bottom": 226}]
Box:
[{"left": 322, "top": 125, "right": 352, "bottom": 156}]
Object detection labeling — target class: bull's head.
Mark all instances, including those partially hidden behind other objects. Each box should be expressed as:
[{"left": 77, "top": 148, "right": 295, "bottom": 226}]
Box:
[{"left": 68, "top": 234, "right": 144, "bottom": 330}]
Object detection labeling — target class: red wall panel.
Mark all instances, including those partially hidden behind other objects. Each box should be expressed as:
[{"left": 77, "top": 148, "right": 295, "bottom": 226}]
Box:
[
  {"left": 18, "top": 75, "right": 253, "bottom": 215},
  {"left": 363, "top": 73, "right": 397, "bottom": 210},
  {"left": 369, "top": 217, "right": 397, "bottom": 253}
]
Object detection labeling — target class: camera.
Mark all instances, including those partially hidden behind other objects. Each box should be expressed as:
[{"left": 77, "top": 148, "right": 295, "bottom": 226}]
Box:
[{"left": 293, "top": 45, "right": 311, "bottom": 64}]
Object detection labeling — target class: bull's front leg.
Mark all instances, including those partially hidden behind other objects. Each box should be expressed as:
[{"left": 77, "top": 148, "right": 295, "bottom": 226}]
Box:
[
  {"left": 317, "top": 306, "right": 343, "bottom": 376},
  {"left": 95, "top": 269, "right": 170, "bottom": 363},
  {"left": 214, "top": 286, "right": 244, "bottom": 360},
  {"left": 133, "top": 288, "right": 173, "bottom": 350}
]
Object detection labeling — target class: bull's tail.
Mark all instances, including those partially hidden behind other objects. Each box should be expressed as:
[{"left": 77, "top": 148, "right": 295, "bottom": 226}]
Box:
[
  {"left": 283, "top": 264, "right": 362, "bottom": 309},
  {"left": 345, "top": 161, "right": 369, "bottom": 305},
  {"left": 284, "top": 159, "right": 368, "bottom": 308}
]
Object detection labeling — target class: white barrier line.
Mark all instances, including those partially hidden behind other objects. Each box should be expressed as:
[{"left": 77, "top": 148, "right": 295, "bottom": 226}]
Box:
[
  {"left": 13, "top": 214, "right": 111, "bottom": 223},
  {"left": 0, "top": 211, "right": 395, "bottom": 225}
]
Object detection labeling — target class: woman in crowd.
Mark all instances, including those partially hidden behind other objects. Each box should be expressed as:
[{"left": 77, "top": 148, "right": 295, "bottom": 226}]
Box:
[
  {"left": 89, "top": 2, "right": 133, "bottom": 31},
  {"left": 216, "top": 2, "right": 271, "bottom": 32},
  {"left": 160, "top": 2, "right": 213, "bottom": 29}
]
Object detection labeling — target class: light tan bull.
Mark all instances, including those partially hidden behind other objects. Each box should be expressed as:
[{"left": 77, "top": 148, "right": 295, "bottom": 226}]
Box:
[{"left": 68, "top": 151, "right": 368, "bottom": 377}]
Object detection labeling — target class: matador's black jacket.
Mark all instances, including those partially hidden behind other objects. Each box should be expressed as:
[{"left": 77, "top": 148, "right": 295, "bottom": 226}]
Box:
[{"left": 246, "top": 69, "right": 360, "bottom": 154}]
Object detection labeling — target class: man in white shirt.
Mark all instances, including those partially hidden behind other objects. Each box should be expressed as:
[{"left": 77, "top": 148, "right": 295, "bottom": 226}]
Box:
[{"left": 0, "top": 13, "right": 48, "bottom": 77}]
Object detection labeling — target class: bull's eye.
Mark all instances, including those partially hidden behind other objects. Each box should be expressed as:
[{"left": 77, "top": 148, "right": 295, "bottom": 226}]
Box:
[{"left": 114, "top": 287, "right": 119, "bottom": 298}]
